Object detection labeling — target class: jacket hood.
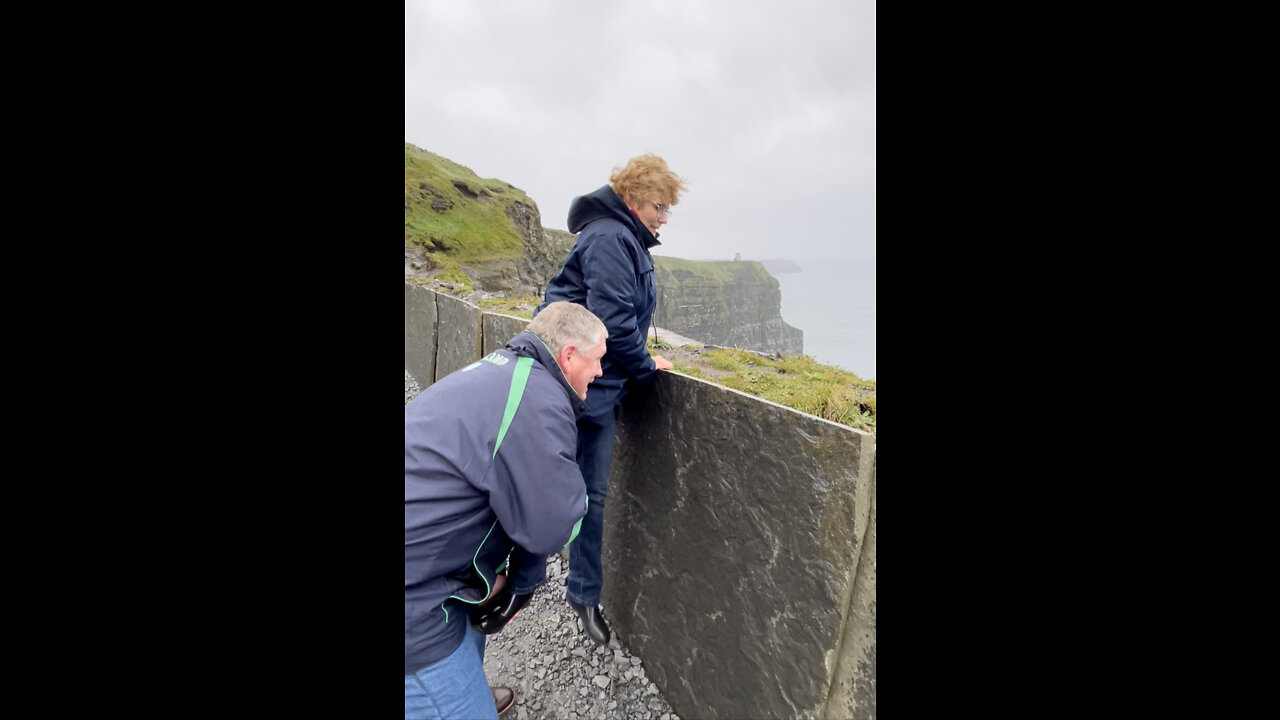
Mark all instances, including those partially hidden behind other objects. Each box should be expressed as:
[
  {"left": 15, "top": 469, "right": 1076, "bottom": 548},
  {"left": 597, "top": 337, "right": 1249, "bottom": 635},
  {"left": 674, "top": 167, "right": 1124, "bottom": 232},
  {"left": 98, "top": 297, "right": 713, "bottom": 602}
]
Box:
[
  {"left": 506, "top": 330, "right": 588, "bottom": 418},
  {"left": 566, "top": 185, "right": 661, "bottom": 250}
]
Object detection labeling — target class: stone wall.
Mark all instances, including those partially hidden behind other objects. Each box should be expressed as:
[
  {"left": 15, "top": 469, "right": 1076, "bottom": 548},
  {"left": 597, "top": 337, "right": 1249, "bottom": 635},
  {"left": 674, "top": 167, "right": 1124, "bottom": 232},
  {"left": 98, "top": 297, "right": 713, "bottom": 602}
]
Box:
[
  {"left": 406, "top": 284, "right": 876, "bottom": 719},
  {"left": 404, "top": 283, "right": 437, "bottom": 385}
]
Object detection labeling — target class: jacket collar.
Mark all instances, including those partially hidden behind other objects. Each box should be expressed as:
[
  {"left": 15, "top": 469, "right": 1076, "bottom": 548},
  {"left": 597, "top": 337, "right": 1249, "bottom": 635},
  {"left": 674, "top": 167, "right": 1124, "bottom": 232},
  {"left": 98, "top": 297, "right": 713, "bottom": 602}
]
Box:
[
  {"left": 505, "top": 330, "right": 588, "bottom": 418},
  {"left": 568, "top": 185, "right": 662, "bottom": 250}
]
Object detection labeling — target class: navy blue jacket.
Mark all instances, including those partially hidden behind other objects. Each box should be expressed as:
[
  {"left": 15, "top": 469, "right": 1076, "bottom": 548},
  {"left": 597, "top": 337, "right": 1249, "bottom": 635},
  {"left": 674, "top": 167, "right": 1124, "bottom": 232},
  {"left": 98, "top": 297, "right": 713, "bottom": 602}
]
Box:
[
  {"left": 404, "top": 331, "right": 588, "bottom": 674},
  {"left": 538, "top": 185, "right": 660, "bottom": 412}
]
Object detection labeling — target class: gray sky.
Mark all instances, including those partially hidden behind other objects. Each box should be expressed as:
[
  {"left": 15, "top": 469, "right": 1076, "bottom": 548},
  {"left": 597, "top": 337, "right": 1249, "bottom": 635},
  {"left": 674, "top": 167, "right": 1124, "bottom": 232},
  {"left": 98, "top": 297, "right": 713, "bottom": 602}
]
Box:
[{"left": 405, "top": 0, "right": 876, "bottom": 263}]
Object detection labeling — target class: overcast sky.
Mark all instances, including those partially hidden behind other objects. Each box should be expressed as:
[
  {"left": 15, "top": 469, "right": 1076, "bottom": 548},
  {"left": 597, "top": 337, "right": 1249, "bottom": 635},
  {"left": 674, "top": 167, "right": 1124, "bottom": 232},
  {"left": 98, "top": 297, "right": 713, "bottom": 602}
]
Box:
[{"left": 405, "top": 0, "right": 875, "bottom": 264}]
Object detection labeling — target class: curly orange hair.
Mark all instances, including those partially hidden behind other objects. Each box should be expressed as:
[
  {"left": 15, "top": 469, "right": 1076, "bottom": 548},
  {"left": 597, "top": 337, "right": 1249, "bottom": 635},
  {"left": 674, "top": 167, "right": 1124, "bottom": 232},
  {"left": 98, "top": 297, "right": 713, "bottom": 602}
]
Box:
[{"left": 609, "top": 154, "right": 689, "bottom": 209}]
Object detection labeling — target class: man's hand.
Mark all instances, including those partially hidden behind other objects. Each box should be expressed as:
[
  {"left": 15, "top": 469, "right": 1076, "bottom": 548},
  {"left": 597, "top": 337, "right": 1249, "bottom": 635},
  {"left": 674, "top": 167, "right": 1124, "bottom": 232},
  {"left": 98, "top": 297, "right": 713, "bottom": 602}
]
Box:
[
  {"left": 480, "top": 573, "right": 508, "bottom": 607},
  {"left": 653, "top": 354, "right": 674, "bottom": 371},
  {"left": 471, "top": 575, "right": 535, "bottom": 635}
]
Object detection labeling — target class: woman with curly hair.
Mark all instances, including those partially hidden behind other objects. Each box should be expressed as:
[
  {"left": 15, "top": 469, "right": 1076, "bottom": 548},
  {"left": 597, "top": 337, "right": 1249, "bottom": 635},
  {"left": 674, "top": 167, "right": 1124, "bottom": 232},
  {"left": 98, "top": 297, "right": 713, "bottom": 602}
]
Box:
[{"left": 474, "top": 154, "right": 689, "bottom": 646}]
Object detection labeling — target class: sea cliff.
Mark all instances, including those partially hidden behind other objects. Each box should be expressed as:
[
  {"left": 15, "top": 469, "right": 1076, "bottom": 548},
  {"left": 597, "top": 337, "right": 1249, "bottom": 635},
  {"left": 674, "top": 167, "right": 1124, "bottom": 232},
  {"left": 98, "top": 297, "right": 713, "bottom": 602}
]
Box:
[{"left": 652, "top": 256, "right": 803, "bottom": 356}]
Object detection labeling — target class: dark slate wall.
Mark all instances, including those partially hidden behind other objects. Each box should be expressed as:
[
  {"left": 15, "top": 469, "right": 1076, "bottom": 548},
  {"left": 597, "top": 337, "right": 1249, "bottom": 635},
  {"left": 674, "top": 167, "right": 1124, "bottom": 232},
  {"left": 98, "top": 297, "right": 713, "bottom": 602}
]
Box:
[
  {"left": 605, "top": 377, "right": 873, "bottom": 720},
  {"left": 404, "top": 283, "right": 437, "bottom": 387},
  {"left": 826, "top": 451, "right": 875, "bottom": 720},
  {"left": 434, "top": 292, "right": 483, "bottom": 382},
  {"left": 483, "top": 312, "right": 532, "bottom": 356}
]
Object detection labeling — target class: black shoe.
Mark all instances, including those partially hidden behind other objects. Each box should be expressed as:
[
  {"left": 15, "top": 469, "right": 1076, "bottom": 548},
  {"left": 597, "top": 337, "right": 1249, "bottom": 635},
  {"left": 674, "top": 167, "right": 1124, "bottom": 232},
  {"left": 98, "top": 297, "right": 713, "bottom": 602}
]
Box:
[
  {"left": 491, "top": 685, "right": 515, "bottom": 716},
  {"left": 474, "top": 589, "right": 534, "bottom": 635},
  {"left": 569, "top": 600, "right": 611, "bottom": 645}
]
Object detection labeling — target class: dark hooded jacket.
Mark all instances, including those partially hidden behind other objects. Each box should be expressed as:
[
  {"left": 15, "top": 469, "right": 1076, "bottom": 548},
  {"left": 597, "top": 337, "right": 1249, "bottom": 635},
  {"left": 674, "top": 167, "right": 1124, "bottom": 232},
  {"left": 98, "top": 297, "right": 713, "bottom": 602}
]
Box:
[
  {"left": 404, "top": 330, "right": 588, "bottom": 675},
  {"left": 538, "top": 185, "right": 660, "bottom": 417}
]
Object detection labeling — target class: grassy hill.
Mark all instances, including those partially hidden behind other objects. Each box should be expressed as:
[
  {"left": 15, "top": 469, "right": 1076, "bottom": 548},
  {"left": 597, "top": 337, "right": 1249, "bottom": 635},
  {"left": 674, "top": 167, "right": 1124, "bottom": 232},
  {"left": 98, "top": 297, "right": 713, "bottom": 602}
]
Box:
[{"left": 404, "top": 143, "right": 531, "bottom": 263}]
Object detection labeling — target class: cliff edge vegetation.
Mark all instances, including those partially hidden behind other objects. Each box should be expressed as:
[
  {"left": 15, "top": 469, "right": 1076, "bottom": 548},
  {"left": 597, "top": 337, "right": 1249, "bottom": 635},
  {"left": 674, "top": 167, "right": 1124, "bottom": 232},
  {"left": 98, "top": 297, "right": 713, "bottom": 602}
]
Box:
[
  {"left": 405, "top": 143, "right": 576, "bottom": 297},
  {"left": 471, "top": 295, "right": 875, "bottom": 436},
  {"left": 404, "top": 143, "right": 530, "bottom": 262}
]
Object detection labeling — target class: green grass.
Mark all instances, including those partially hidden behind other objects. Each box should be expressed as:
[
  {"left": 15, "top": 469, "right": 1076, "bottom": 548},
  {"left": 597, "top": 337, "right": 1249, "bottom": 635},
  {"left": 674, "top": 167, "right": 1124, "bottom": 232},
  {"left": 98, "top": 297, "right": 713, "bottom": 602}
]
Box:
[
  {"left": 672, "top": 363, "right": 704, "bottom": 378},
  {"left": 405, "top": 143, "right": 533, "bottom": 263},
  {"left": 476, "top": 295, "right": 541, "bottom": 317},
  {"left": 406, "top": 261, "right": 474, "bottom": 294},
  {"left": 678, "top": 346, "right": 876, "bottom": 435}
]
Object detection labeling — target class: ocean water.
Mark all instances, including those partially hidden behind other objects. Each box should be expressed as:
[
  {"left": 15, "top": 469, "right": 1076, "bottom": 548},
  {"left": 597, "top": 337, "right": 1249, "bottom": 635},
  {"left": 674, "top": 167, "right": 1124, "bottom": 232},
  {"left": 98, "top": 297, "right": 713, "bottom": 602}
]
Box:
[{"left": 769, "top": 256, "right": 876, "bottom": 381}]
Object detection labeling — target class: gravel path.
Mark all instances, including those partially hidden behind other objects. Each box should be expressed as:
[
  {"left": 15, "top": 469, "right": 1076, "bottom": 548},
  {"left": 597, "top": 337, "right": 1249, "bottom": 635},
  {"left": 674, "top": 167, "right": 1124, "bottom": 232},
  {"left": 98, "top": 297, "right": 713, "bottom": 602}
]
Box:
[{"left": 407, "top": 370, "right": 681, "bottom": 720}]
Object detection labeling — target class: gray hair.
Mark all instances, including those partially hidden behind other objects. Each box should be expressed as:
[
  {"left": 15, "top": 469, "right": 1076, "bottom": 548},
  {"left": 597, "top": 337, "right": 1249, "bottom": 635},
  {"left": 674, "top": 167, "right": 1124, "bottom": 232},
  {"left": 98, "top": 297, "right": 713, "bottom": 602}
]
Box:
[{"left": 527, "top": 301, "right": 607, "bottom": 356}]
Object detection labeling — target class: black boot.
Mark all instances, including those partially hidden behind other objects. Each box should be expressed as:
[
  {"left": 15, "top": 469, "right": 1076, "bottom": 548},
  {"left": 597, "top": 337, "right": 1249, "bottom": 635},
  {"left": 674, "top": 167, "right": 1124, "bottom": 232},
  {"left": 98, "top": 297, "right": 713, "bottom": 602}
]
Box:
[
  {"left": 474, "top": 589, "right": 534, "bottom": 635},
  {"left": 491, "top": 685, "right": 515, "bottom": 717},
  {"left": 568, "top": 600, "right": 611, "bottom": 645}
]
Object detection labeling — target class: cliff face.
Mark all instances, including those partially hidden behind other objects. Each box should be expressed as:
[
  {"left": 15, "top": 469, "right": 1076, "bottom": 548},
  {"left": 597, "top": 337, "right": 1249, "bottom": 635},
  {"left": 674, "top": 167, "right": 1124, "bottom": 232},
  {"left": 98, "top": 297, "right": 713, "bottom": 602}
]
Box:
[
  {"left": 652, "top": 257, "right": 803, "bottom": 356},
  {"left": 456, "top": 222, "right": 575, "bottom": 297}
]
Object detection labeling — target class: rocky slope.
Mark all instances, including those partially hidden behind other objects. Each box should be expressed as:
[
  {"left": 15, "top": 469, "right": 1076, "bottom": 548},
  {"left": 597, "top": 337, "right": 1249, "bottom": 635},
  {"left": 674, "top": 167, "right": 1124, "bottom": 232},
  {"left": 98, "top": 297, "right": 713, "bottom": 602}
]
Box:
[{"left": 405, "top": 144, "right": 577, "bottom": 298}]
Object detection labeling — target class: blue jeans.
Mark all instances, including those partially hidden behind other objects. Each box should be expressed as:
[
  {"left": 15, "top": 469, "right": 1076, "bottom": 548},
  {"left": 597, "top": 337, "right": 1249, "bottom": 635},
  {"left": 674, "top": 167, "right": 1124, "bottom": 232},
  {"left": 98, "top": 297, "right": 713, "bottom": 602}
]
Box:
[
  {"left": 508, "top": 394, "right": 621, "bottom": 606},
  {"left": 565, "top": 407, "right": 618, "bottom": 606},
  {"left": 404, "top": 622, "right": 496, "bottom": 720}
]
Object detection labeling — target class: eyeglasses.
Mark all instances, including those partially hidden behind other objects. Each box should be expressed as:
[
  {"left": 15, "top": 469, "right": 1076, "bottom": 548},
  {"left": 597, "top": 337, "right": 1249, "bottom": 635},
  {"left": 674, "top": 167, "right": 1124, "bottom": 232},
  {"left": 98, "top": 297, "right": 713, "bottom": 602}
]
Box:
[{"left": 651, "top": 202, "right": 673, "bottom": 217}]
